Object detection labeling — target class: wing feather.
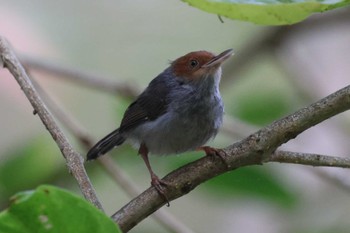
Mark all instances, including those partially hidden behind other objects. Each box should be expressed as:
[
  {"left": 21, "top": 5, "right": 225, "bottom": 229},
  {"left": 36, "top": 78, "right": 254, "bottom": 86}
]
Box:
[{"left": 119, "top": 75, "right": 170, "bottom": 132}]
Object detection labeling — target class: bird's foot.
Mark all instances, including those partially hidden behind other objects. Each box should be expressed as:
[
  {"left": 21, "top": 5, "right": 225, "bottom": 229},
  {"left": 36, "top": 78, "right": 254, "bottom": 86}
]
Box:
[
  {"left": 198, "top": 146, "right": 229, "bottom": 167},
  {"left": 151, "top": 174, "right": 170, "bottom": 206}
]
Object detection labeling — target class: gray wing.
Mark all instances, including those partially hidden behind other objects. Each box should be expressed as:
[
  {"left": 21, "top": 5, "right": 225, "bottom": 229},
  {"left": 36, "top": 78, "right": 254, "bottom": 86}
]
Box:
[{"left": 119, "top": 76, "right": 171, "bottom": 132}]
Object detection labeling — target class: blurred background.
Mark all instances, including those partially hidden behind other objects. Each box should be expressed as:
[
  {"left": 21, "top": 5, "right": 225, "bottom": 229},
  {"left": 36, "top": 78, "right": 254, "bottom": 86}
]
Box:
[{"left": 1, "top": 1, "right": 350, "bottom": 232}]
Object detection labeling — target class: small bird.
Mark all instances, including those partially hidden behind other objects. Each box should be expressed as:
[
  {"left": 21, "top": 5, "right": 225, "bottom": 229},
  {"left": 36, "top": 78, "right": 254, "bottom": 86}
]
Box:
[{"left": 87, "top": 49, "right": 234, "bottom": 196}]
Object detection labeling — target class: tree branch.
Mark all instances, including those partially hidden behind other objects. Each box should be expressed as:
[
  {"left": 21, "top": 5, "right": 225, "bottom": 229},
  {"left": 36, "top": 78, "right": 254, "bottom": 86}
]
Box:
[
  {"left": 0, "top": 36, "right": 103, "bottom": 211},
  {"left": 112, "top": 85, "right": 350, "bottom": 232}
]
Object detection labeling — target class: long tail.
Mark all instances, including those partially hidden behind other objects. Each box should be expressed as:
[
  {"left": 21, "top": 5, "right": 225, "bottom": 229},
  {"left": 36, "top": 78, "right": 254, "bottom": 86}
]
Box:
[{"left": 86, "top": 128, "right": 126, "bottom": 161}]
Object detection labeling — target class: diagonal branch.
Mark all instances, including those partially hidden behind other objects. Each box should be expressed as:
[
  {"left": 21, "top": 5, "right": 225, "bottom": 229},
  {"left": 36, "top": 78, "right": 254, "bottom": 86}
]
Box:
[
  {"left": 112, "top": 85, "right": 350, "bottom": 232},
  {"left": 0, "top": 36, "right": 103, "bottom": 211}
]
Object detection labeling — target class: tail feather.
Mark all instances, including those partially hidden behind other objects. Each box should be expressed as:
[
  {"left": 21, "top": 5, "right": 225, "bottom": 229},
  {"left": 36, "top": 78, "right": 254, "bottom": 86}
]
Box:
[{"left": 87, "top": 128, "right": 126, "bottom": 161}]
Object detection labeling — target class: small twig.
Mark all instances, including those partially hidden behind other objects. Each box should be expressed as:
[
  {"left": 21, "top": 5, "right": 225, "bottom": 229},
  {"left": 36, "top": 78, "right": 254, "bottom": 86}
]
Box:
[
  {"left": 266, "top": 150, "right": 350, "bottom": 168},
  {"left": 0, "top": 36, "right": 103, "bottom": 211},
  {"left": 112, "top": 85, "right": 350, "bottom": 232},
  {"left": 20, "top": 54, "right": 140, "bottom": 99}
]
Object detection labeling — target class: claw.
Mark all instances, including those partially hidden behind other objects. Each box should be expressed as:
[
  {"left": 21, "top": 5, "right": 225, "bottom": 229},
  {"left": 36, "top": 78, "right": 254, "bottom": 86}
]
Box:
[
  {"left": 150, "top": 174, "right": 170, "bottom": 206},
  {"left": 198, "top": 146, "right": 229, "bottom": 167}
]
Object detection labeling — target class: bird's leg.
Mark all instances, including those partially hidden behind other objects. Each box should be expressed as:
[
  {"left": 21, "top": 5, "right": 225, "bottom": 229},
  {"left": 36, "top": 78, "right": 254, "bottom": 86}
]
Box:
[
  {"left": 138, "top": 143, "right": 170, "bottom": 205},
  {"left": 197, "top": 146, "right": 228, "bottom": 166}
]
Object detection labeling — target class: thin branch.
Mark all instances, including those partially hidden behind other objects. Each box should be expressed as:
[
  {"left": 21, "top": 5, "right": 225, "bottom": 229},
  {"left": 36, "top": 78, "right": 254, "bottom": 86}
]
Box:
[
  {"left": 0, "top": 37, "right": 103, "bottom": 211},
  {"left": 112, "top": 85, "right": 350, "bottom": 232},
  {"left": 30, "top": 76, "right": 195, "bottom": 233},
  {"left": 269, "top": 151, "right": 350, "bottom": 194},
  {"left": 266, "top": 150, "right": 350, "bottom": 168},
  {"left": 20, "top": 54, "right": 140, "bottom": 99}
]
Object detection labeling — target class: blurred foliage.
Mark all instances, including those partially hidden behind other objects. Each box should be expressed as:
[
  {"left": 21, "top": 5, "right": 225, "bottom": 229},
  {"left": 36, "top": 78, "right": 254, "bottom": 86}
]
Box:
[
  {"left": 0, "top": 137, "right": 64, "bottom": 206},
  {"left": 234, "top": 89, "right": 292, "bottom": 125},
  {"left": 0, "top": 185, "right": 120, "bottom": 233},
  {"left": 183, "top": 0, "right": 350, "bottom": 25},
  {"left": 203, "top": 166, "right": 296, "bottom": 208},
  {"left": 224, "top": 54, "right": 303, "bottom": 126}
]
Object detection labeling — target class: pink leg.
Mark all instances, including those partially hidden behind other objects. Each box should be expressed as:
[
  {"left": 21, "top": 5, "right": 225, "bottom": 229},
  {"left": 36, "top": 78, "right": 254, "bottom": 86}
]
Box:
[{"left": 138, "top": 143, "right": 169, "bottom": 204}]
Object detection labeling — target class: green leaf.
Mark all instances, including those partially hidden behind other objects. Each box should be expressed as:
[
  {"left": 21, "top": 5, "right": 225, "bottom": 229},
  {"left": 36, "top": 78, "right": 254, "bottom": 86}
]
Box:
[
  {"left": 183, "top": 0, "right": 350, "bottom": 25},
  {"left": 0, "top": 185, "right": 120, "bottom": 233}
]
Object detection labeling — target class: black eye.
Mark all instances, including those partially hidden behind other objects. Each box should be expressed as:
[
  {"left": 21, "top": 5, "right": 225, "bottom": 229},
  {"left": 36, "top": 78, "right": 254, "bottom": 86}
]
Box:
[{"left": 190, "top": 59, "right": 198, "bottom": 68}]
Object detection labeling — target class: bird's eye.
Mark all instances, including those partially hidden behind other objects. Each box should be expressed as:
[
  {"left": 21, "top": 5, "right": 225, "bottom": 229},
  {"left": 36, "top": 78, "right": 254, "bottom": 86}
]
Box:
[{"left": 189, "top": 59, "right": 198, "bottom": 68}]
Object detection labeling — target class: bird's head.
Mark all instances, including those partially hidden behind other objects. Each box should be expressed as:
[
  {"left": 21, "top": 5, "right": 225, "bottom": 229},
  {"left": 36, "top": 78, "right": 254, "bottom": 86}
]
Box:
[{"left": 171, "top": 49, "right": 234, "bottom": 83}]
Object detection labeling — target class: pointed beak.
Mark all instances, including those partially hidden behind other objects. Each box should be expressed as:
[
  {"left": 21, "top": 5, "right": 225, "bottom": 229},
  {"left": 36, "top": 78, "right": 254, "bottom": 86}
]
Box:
[{"left": 202, "top": 49, "right": 234, "bottom": 68}]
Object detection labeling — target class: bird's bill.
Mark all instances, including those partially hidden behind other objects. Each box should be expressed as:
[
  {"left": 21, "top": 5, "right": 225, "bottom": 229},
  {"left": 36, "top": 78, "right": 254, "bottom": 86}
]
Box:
[{"left": 202, "top": 49, "right": 234, "bottom": 68}]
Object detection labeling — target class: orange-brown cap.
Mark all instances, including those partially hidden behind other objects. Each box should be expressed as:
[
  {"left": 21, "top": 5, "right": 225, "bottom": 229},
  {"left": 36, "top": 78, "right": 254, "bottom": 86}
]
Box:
[{"left": 172, "top": 49, "right": 233, "bottom": 80}]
